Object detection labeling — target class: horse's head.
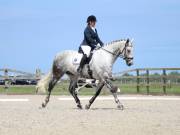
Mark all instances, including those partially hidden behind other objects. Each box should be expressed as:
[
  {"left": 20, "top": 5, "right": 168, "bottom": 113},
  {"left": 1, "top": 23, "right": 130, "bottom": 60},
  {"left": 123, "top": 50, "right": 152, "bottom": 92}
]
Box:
[
  {"left": 101, "top": 39, "right": 134, "bottom": 67},
  {"left": 123, "top": 39, "right": 134, "bottom": 66}
]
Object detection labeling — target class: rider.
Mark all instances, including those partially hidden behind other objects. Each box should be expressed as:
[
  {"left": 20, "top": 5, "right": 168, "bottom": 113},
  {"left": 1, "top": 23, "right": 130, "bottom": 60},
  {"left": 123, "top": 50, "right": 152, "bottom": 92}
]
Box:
[{"left": 77, "top": 15, "right": 104, "bottom": 73}]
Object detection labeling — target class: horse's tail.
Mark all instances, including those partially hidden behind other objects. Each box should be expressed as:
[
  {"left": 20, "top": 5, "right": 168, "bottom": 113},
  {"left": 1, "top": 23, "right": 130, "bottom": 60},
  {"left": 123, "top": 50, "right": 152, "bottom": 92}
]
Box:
[
  {"left": 36, "top": 71, "right": 53, "bottom": 94},
  {"left": 36, "top": 52, "right": 68, "bottom": 94}
]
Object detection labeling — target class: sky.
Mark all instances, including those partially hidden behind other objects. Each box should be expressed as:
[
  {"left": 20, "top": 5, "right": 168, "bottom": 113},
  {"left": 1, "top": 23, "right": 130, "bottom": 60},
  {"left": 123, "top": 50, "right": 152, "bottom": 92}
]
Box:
[{"left": 0, "top": 0, "right": 180, "bottom": 74}]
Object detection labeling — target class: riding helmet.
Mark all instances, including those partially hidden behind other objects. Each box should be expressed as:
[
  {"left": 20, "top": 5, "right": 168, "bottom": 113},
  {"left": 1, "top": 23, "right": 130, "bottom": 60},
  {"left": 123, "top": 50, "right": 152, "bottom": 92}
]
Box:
[{"left": 87, "top": 15, "right": 97, "bottom": 23}]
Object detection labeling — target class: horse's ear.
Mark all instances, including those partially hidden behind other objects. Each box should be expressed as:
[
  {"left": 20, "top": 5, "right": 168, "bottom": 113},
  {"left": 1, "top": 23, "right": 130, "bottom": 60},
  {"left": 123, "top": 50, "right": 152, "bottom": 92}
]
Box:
[{"left": 126, "top": 38, "right": 130, "bottom": 43}]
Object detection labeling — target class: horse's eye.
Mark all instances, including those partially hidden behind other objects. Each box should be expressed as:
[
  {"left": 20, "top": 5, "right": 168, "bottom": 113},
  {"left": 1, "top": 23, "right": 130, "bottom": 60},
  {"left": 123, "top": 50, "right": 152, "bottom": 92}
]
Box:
[{"left": 127, "top": 50, "right": 130, "bottom": 53}]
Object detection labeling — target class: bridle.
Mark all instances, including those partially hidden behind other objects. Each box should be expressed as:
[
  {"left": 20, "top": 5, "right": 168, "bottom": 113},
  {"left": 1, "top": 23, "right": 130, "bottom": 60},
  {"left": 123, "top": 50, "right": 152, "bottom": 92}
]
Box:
[{"left": 99, "top": 40, "right": 133, "bottom": 61}]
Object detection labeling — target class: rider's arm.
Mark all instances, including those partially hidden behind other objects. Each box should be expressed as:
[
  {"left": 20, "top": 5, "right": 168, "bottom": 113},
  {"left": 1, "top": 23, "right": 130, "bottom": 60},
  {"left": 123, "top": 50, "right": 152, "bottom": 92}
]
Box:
[{"left": 95, "top": 29, "right": 104, "bottom": 46}]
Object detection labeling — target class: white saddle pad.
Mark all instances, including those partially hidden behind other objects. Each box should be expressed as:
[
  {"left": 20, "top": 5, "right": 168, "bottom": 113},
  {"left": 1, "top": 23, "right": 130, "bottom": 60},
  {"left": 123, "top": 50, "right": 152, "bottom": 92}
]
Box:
[{"left": 72, "top": 53, "right": 83, "bottom": 65}]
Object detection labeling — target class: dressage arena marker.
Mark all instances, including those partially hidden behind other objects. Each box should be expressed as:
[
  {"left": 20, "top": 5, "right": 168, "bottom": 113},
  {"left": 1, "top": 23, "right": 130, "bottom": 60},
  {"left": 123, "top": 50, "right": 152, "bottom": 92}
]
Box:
[
  {"left": 57, "top": 96, "right": 180, "bottom": 101},
  {"left": 0, "top": 98, "right": 29, "bottom": 102},
  {"left": 0, "top": 96, "right": 180, "bottom": 102}
]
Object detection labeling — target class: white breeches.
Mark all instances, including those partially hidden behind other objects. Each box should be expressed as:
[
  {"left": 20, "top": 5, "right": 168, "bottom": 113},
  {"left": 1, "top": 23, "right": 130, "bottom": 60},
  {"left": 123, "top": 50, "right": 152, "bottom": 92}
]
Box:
[{"left": 81, "top": 45, "right": 91, "bottom": 57}]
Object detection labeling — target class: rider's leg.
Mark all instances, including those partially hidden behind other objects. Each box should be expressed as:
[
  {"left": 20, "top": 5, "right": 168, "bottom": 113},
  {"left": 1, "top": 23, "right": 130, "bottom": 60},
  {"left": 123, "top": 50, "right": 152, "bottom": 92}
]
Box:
[
  {"left": 77, "top": 54, "right": 88, "bottom": 73},
  {"left": 77, "top": 46, "right": 91, "bottom": 73}
]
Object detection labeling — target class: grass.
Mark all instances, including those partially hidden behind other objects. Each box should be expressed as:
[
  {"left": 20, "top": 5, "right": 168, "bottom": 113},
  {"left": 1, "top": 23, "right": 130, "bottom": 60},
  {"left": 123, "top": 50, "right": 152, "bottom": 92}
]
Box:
[
  {"left": 116, "top": 83, "right": 180, "bottom": 95},
  {"left": 0, "top": 82, "right": 180, "bottom": 95},
  {"left": 0, "top": 85, "right": 36, "bottom": 95}
]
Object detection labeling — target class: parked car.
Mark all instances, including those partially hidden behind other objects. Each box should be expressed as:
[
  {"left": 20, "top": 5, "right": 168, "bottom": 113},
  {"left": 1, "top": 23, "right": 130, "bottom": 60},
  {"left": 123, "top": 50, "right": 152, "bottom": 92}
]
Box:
[
  {"left": 15, "top": 79, "right": 30, "bottom": 85},
  {"left": 0, "top": 80, "right": 5, "bottom": 85},
  {"left": 29, "top": 80, "right": 37, "bottom": 85}
]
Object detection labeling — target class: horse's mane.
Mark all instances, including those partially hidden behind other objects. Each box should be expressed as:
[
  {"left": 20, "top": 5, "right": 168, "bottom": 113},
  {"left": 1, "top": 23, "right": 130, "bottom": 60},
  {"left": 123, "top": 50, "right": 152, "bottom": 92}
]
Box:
[{"left": 105, "top": 39, "right": 127, "bottom": 46}]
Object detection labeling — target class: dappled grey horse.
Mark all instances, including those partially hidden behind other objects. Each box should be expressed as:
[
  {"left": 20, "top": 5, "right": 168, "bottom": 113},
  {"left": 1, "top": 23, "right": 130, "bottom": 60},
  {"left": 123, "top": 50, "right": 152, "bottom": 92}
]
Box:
[{"left": 36, "top": 39, "right": 134, "bottom": 109}]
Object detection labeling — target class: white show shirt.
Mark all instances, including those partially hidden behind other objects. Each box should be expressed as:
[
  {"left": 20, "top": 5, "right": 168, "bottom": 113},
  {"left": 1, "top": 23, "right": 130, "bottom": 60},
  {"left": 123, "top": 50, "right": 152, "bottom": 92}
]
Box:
[{"left": 91, "top": 26, "right": 96, "bottom": 33}]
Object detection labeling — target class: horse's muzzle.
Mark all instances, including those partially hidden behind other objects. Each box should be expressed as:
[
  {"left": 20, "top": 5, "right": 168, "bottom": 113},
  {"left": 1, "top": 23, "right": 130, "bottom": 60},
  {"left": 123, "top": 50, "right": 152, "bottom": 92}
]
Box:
[{"left": 127, "top": 62, "right": 133, "bottom": 66}]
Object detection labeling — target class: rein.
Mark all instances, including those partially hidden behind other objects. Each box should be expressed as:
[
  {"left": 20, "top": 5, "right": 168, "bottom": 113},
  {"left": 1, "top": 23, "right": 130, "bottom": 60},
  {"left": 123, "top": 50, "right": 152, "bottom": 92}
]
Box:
[{"left": 98, "top": 42, "right": 128, "bottom": 59}]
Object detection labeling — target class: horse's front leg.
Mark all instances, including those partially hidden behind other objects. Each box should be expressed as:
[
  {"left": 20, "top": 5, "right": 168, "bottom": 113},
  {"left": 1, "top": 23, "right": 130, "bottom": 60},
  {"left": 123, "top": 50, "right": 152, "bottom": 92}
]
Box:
[
  {"left": 105, "top": 80, "right": 124, "bottom": 110},
  {"left": 85, "top": 82, "right": 104, "bottom": 109}
]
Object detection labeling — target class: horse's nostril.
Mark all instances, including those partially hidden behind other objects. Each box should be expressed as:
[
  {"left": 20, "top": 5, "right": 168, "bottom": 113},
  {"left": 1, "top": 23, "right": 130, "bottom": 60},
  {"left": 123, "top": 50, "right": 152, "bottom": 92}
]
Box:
[{"left": 128, "top": 63, "right": 132, "bottom": 66}]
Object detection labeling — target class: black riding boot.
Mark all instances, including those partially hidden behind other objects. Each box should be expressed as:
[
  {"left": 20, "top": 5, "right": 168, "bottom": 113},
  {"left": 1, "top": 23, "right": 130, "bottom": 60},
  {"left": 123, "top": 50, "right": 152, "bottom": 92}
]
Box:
[{"left": 77, "top": 54, "right": 87, "bottom": 73}]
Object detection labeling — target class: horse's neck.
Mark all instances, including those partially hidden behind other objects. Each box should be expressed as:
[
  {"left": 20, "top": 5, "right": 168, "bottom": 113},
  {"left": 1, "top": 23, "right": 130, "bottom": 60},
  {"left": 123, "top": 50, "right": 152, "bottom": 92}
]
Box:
[
  {"left": 104, "top": 41, "right": 125, "bottom": 52},
  {"left": 103, "top": 41, "right": 126, "bottom": 63},
  {"left": 91, "top": 41, "right": 125, "bottom": 72}
]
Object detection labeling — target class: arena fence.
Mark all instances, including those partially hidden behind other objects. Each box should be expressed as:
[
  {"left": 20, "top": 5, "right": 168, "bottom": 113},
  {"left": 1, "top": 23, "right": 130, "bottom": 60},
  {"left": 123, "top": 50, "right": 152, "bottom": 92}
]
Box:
[
  {"left": 0, "top": 68, "right": 180, "bottom": 95},
  {"left": 113, "top": 68, "right": 180, "bottom": 94}
]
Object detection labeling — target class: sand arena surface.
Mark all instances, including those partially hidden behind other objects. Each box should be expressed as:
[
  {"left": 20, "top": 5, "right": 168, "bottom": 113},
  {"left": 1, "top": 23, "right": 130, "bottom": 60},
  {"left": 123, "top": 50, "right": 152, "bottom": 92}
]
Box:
[{"left": 0, "top": 95, "right": 180, "bottom": 135}]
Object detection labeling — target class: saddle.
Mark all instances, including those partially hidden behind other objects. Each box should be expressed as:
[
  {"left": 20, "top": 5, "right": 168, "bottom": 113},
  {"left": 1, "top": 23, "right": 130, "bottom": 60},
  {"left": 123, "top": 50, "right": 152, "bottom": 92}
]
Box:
[
  {"left": 72, "top": 52, "right": 93, "bottom": 78},
  {"left": 72, "top": 53, "right": 83, "bottom": 65},
  {"left": 72, "top": 52, "right": 93, "bottom": 65}
]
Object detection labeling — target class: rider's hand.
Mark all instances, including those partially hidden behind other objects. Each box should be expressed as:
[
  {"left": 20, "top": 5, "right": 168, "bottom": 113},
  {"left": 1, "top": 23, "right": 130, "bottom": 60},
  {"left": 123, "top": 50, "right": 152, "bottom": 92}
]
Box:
[
  {"left": 97, "top": 43, "right": 101, "bottom": 48},
  {"left": 95, "top": 43, "right": 101, "bottom": 50}
]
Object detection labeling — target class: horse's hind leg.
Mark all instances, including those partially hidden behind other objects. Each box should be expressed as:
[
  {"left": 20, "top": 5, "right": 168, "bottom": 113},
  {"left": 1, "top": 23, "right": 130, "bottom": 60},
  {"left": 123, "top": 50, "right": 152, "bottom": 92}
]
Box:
[
  {"left": 69, "top": 79, "right": 82, "bottom": 109},
  {"left": 42, "top": 76, "right": 58, "bottom": 108},
  {"left": 42, "top": 64, "right": 64, "bottom": 108},
  {"left": 105, "top": 80, "right": 124, "bottom": 110}
]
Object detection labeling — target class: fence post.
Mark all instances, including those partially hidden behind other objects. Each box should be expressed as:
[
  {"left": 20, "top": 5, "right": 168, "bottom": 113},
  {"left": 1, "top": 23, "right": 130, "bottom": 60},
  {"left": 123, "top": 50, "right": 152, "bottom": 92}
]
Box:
[
  {"left": 4, "top": 69, "right": 9, "bottom": 89},
  {"left": 162, "top": 69, "right": 167, "bottom": 94},
  {"left": 146, "top": 70, "right": 150, "bottom": 94},
  {"left": 136, "top": 69, "right": 140, "bottom": 93},
  {"left": 36, "top": 69, "right": 41, "bottom": 80}
]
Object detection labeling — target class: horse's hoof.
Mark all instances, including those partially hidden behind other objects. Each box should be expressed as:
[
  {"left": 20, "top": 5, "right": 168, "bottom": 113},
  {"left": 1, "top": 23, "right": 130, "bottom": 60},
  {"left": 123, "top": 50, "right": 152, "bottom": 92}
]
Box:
[
  {"left": 85, "top": 104, "right": 90, "bottom": 110},
  {"left": 42, "top": 103, "right": 46, "bottom": 108},
  {"left": 117, "top": 104, "right": 124, "bottom": 110},
  {"left": 77, "top": 104, "right": 83, "bottom": 109}
]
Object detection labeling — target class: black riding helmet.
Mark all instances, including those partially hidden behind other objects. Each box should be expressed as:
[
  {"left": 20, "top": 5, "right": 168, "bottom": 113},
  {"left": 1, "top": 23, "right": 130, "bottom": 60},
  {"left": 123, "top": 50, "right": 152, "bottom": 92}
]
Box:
[{"left": 87, "top": 15, "right": 97, "bottom": 23}]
